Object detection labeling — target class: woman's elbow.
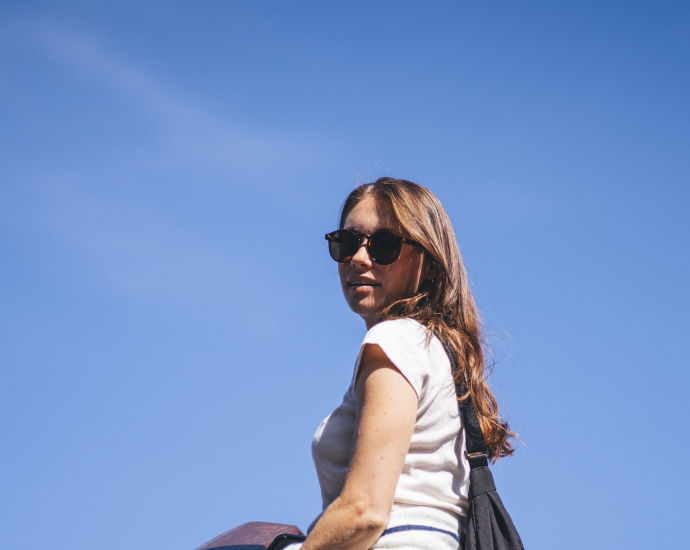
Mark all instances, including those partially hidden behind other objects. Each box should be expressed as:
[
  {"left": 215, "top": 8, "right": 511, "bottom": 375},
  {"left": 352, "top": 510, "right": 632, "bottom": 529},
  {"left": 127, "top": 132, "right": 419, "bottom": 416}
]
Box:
[
  {"left": 348, "top": 499, "right": 390, "bottom": 535},
  {"left": 358, "top": 512, "right": 388, "bottom": 534}
]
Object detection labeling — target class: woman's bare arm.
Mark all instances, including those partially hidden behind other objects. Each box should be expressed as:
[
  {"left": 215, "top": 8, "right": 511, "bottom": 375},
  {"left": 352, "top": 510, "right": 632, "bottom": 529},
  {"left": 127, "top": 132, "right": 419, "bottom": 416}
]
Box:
[{"left": 301, "top": 343, "right": 417, "bottom": 550}]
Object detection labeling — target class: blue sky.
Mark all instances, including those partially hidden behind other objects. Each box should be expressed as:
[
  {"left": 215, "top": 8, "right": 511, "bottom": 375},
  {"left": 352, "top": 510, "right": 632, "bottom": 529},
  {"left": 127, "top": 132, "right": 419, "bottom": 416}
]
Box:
[{"left": 1, "top": 2, "right": 688, "bottom": 549}]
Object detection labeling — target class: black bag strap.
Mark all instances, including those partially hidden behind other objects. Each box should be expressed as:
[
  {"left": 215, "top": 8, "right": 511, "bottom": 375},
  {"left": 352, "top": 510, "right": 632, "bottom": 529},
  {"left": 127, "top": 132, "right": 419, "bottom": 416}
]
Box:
[
  {"left": 436, "top": 331, "right": 527, "bottom": 550},
  {"left": 437, "top": 334, "right": 489, "bottom": 469}
]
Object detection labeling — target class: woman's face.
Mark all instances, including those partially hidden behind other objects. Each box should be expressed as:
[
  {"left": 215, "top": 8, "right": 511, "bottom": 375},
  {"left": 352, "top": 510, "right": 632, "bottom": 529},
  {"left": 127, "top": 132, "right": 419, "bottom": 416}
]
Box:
[{"left": 339, "top": 194, "right": 429, "bottom": 329}]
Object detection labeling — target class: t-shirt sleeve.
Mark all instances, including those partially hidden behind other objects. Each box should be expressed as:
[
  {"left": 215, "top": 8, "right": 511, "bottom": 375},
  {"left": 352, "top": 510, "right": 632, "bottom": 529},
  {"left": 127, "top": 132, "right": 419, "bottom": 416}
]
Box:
[{"left": 353, "top": 319, "right": 432, "bottom": 399}]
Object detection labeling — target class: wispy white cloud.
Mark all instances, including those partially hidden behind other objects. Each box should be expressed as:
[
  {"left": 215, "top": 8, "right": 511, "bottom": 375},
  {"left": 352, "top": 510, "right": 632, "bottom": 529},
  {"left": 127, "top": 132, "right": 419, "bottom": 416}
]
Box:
[
  {"left": 2, "top": 178, "right": 239, "bottom": 303},
  {"left": 11, "top": 18, "right": 329, "bottom": 176},
  {"left": 2, "top": 19, "right": 333, "bottom": 301}
]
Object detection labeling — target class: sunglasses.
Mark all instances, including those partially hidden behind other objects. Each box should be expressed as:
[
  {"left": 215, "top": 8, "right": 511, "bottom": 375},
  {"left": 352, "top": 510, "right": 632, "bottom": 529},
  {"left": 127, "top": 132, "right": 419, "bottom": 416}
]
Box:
[{"left": 325, "top": 229, "right": 424, "bottom": 265}]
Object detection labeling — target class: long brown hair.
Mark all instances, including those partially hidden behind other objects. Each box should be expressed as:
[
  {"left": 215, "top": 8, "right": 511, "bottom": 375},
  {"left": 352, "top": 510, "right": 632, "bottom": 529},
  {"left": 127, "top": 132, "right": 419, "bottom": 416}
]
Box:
[{"left": 340, "top": 177, "right": 515, "bottom": 460}]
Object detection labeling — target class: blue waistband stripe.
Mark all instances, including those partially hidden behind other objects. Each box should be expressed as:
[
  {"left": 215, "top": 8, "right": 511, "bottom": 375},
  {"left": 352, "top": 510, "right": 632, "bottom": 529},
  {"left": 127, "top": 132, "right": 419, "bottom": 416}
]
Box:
[{"left": 381, "top": 524, "right": 461, "bottom": 544}]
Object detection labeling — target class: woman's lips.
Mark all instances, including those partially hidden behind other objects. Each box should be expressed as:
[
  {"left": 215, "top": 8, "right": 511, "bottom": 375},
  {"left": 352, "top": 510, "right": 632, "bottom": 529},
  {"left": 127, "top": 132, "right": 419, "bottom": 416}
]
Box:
[{"left": 348, "top": 281, "right": 381, "bottom": 291}]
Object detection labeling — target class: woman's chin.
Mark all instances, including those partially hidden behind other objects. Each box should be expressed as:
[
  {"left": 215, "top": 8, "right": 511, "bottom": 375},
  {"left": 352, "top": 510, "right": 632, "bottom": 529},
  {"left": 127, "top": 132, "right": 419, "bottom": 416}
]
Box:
[{"left": 347, "top": 297, "right": 382, "bottom": 318}]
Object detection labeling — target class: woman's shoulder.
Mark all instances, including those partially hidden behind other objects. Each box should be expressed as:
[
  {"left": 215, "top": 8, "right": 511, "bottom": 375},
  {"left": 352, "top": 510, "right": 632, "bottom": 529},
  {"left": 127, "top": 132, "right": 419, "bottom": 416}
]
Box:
[
  {"left": 363, "top": 317, "right": 429, "bottom": 343},
  {"left": 357, "top": 318, "right": 449, "bottom": 400},
  {"left": 362, "top": 318, "right": 450, "bottom": 372}
]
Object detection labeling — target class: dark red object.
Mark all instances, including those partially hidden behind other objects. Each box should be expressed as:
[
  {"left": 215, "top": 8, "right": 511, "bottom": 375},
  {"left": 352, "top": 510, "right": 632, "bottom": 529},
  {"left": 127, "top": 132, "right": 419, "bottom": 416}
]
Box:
[{"left": 194, "top": 521, "right": 304, "bottom": 550}]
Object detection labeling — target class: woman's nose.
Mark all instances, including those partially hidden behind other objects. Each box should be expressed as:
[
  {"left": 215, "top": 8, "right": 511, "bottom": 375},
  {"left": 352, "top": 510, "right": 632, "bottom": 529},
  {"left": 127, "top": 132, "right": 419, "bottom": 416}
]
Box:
[{"left": 350, "top": 238, "right": 372, "bottom": 268}]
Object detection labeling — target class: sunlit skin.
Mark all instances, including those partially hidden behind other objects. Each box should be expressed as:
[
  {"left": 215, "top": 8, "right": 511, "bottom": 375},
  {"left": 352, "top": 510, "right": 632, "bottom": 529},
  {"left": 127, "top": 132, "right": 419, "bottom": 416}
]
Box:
[
  {"left": 338, "top": 194, "right": 433, "bottom": 329},
  {"left": 300, "top": 195, "right": 428, "bottom": 550}
]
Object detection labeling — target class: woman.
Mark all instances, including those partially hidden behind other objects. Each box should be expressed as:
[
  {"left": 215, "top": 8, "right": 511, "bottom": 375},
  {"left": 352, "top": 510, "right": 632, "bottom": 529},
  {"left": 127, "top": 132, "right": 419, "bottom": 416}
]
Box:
[{"left": 299, "top": 178, "right": 514, "bottom": 550}]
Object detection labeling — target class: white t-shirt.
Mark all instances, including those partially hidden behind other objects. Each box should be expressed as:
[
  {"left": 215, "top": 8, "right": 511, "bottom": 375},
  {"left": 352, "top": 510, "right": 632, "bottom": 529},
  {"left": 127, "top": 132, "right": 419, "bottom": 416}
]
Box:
[{"left": 310, "top": 318, "right": 470, "bottom": 549}]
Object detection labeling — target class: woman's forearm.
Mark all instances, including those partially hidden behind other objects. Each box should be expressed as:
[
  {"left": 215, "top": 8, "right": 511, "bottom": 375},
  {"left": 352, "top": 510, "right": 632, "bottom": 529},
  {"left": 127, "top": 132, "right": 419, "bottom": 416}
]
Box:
[
  {"left": 302, "top": 347, "right": 417, "bottom": 550},
  {"left": 300, "top": 495, "right": 389, "bottom": 550}
]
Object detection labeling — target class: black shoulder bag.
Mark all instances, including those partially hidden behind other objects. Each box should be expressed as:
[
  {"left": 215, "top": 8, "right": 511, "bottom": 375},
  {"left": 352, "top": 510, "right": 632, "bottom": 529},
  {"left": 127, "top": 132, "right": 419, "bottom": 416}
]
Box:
[{"left": 438, "top": 336, "right": 525, "bottom": 550}]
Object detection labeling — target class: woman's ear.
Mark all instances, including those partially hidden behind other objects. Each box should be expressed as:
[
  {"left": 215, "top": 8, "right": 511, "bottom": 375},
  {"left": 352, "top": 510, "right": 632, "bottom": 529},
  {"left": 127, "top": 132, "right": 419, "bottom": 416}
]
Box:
[{"left": 421, "top": 256, "right": 439, "bottom": 287}]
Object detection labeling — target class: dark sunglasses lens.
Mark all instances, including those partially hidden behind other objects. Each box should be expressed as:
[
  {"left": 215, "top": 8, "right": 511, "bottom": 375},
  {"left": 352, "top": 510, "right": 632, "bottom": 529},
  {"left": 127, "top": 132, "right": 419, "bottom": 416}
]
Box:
[
  {"left": 369, "top": 232, "right": 403, "bottom": 265},
  {"left": 327, "top": 230, "right": 360, "bottom": 262}
]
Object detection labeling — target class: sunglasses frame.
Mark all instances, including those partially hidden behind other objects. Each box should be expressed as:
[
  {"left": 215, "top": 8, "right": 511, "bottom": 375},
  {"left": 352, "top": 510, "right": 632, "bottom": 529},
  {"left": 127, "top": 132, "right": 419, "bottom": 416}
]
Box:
[{"left": 325, "top": 229, "right": 424, "bottom": 265}]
